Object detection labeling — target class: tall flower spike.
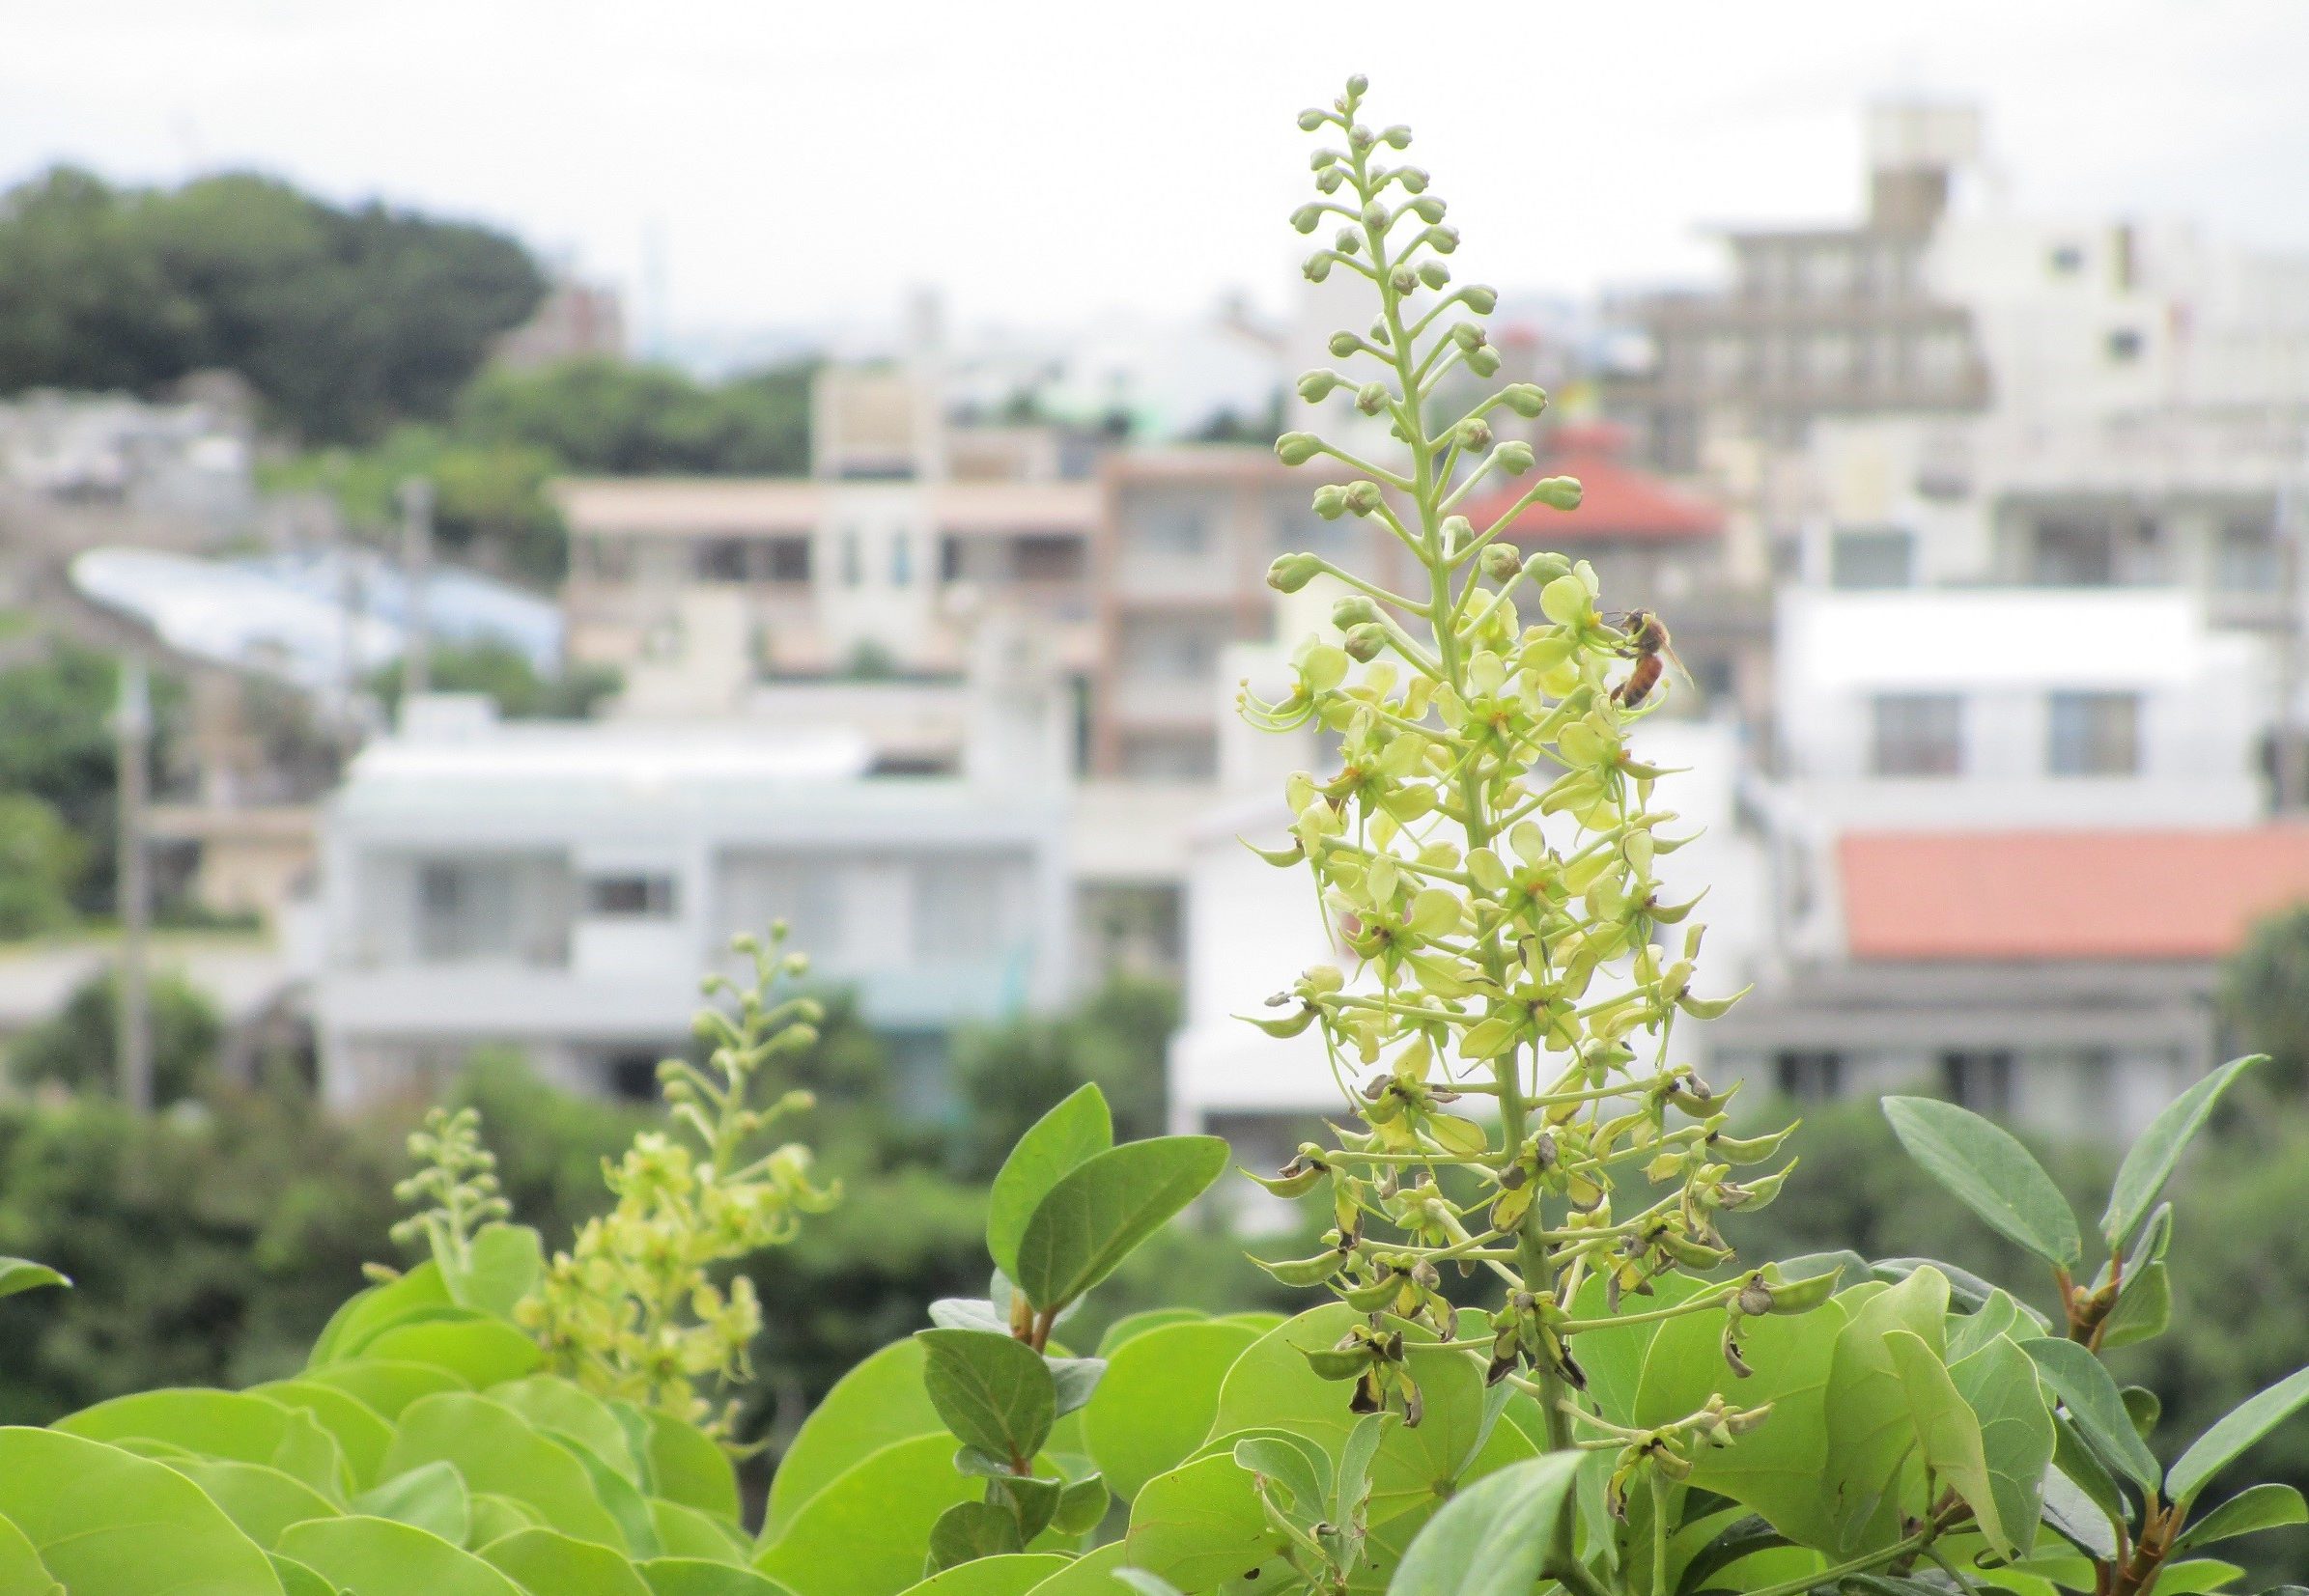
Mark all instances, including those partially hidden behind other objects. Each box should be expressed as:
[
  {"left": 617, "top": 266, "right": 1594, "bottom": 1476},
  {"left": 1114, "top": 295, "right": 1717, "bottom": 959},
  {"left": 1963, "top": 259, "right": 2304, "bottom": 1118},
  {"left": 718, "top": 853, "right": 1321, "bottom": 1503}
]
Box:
[{"left": 1246, "top": 78, "right": 1792, "bottom": 1467}]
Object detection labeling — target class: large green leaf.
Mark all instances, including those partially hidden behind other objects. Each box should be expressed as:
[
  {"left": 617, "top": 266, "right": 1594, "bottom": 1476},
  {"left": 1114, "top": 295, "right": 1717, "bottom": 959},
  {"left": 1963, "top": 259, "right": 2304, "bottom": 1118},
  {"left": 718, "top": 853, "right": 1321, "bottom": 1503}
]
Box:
[
  {"left": 168, "top": 1458, "right": 342, "bottom": 1550},
  {"left": 763, "top": 1338, "right": 943, "bottom": 1536},
  {"left": 478, "top": 1526, "right": 652, "bottom": 1596},
  {"left": 1096, "top": 1310, "right": 1206, "bottom": 1356},
  {"left": 309, "top": 1262, "right": 452, "bottom": 1363},
  {"left": 1204, "top": 1303, "right": 1489, "bottom": 1524},
  {"left": 1385, "top": 1453, "right": 1581, "bottom": 1596},
  {"left": 251, "top": 1378, "right": 397, "bottom": 1489},
  {"left": 2101, "top": 1055, "right": 2261, "bottom": 1253},
  {"left": 2168, "top": 1366, "right": 2309, "bottom": 1508},
  {"left": 1012, "top": 1136, "right": 1228, "bottom": 1312},
  {"left": 1947, "top": 1333, "right": 2054, "bottom": 1561},
  {"left": 353, "top": 1457, "right": 471, "bottom": 1544},
  {"left": 441, "top": 1223, "right": 546, "bottom": 1319},
  {"left": 278, "top": 1515, "right": 524, "bottom": 1596},
  {"left": 916, "top": 1328, "right": 1057, "bottom": 1468},
  {"left": 894, "top": 1553, "right": 1070, "bottom": 1596},
  {"left": 987, "top": 1084, "right": 1112, "bottom": 1281},
  {"left": 1084, "top": 1318, "right": 1261, "bottom": 1501},
  {"left": 54, "top": 1387, "right": 348, "bottom": 1498},
  {"left": 380, "top": 1391, "right": 626, "bottom": 1548},
  {"left": 356, "top": 1314, "right": 543, "bottom": 1388},
  {"left": 547, "top": 1426, "right": 664, "bottom": 1557},
  {"left": 0, "top": 1514, "right": 58, "bottom": 1596},
  {"left": 489, "top": 1375, "right": 642, "bottom": 1481},
  {"left": 650, "top": 1498, "right": 749, "bottom": 1562},
  {"left": 641, "top": 1558, "right": 798, "bottom": 1596},
  {"left": 1632, "top": 1288, "right": 1856, "bottom": 1551},
  {"left": 1016, "top": 1542, "right": 1130, "bottom": 1595},
  {"left": 2172, "top": 1482, "right": 2309, "bottom": 1553},
  {"left": 753, "top": 1432, "right": 984, "bottom": 1596},
  {"left": 303, "top": 1358, "right": 469, "bottom": 1420},
  {"left": 269, "top": 1555, "right": 340, "bottom": 1596},
  {"left": 0, "top": 1256, "right": 69, "bottom": 1300},
  {"left": 1886, "top": 1330, "right": 2036, "bottom": 1560},
  {"left": 0, "top": 1427, "right": 285, "bottom": 1595},
  {"left": 1821, "top": 1265, "right": 1948, "bottom": 1552},
  {"left": 645, "top": 1409, "right": 742, "bottom": 1523},
  {"left": 1122, "top": 1450, "right": 1288, "bottom": 1588},
  {"left": 2021, "top": 1337, "right": 2161, "bottom": 1494},
  {"left": 1881, "top": 1097, "right": 2082, "bottom": 1268}
]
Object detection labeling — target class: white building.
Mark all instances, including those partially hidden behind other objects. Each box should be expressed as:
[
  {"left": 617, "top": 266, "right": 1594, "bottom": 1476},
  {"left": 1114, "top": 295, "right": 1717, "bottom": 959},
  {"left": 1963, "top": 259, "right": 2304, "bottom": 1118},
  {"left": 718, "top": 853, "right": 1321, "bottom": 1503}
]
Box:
[
  {"left": 0, "top": 385, "right": 254, "bottom": 530},
  {"left": 315, "top": 691, "right": 1072, "bottom": 1110}
]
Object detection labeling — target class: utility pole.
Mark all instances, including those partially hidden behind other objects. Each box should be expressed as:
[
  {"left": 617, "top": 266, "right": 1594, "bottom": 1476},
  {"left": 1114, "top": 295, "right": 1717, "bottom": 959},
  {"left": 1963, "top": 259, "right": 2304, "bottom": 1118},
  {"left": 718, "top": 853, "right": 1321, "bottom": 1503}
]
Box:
[
  {"left": 399, "top": 477, "right": 435, "bottom": 705},
  {"left": 113, "top": 655, "right": 153, "bottom": 1114}
]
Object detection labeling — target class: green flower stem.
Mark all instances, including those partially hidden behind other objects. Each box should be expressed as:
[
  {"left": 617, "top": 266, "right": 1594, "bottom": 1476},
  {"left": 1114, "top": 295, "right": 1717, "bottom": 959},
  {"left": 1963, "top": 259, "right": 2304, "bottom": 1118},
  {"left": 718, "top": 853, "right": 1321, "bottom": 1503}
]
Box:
[{"left": 1299, "top": 558, "right": 1432, "bottom": 614}]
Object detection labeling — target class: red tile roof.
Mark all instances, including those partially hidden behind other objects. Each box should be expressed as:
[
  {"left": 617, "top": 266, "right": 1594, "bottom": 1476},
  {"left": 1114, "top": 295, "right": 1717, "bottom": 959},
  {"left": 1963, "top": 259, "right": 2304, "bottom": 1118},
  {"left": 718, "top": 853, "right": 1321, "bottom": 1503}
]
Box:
[
  {"left": 1840, "top": 827, "right": 2309, "bottom": 963},
  {"left": 1463, "top": 424, "right": 1723, "bottom": 544}
]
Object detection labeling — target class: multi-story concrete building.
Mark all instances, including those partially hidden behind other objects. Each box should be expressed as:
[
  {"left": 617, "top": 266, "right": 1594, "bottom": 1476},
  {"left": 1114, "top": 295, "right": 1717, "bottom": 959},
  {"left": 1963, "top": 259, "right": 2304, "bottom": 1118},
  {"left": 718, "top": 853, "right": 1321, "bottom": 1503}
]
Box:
[{"left": 314, "top": 687, "right": 1073, "bottom": 1110}]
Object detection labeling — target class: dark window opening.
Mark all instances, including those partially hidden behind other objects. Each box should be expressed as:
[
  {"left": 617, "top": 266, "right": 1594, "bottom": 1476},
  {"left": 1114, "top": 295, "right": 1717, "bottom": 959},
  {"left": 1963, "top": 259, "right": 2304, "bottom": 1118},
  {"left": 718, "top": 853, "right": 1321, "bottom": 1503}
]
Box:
[
  {"left": 1773, "top": 1050, "right": 1844, "bottom": 1101},
  {"left": 585, "top": 874, "right": 677, "bottom": 917}
]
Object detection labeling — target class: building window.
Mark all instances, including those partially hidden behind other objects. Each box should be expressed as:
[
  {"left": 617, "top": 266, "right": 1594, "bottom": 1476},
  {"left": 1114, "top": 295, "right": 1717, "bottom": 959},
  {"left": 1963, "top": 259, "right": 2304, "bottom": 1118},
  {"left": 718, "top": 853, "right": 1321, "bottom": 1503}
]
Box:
[
  {"left": 1773, "top": 1050, "right": 1844, "bottom": 1102},
  {"left": 1014, "top": 533, "right": 1085, "bottom": 581},
  {"left": 2028, "top": 517, "right": 2120, "bottom": 586},
  {"left": 585, "top": 874, "right": 677, "bottom": 918},
  {"left": 607, "top": 1050, "right": 663, "bottom": 1102},
  {"left": 1870, "top": 693, "right": 1963, "bottom": 777},
  {"left": 890, "top": 532, "right": 914, "bottom": 586},
  {"left": 840, "top": 530, "right": 862, "bottom": 587},
  {"left": 695, "top": 539, "right": 749, "bottom": 582},
  {"left": 1829, "top": 527, "right": 1914, "bottom": 589},
  {"left": 1940, "top": 1050, "right": 2015, "bottom": 1116},
  {"left": 2106, "top": 328, "right": 2144, "bottom": 363},
  {"left": 2048, "top": 243, "right": 2085, "bottom": 276},
  {"left": 765, "top": 536, "right": 811, "bottom": 582},
  {"left": 1124, "top": 490, "right": 1216, "bottom": 558},
  {"left": 913, "top": 856, "right": 1023, "bottom": 962},
  {"left": 2045, "top": 690, "right": 2140, "bottom": 776},
  {"left": 2215, "top": 518, "right": 2280, "bottom": 593}
]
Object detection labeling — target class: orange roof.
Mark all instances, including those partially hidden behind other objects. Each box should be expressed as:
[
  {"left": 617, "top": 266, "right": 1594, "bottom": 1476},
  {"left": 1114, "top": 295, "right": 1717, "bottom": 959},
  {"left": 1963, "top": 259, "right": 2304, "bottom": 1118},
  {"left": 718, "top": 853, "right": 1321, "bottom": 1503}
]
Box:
[
  {"left": 1462, "top": 425, "right": 1722, "bottom": 544},
  {"left": 1840, "top": 827, "right": 2309, "bottom": 962}
]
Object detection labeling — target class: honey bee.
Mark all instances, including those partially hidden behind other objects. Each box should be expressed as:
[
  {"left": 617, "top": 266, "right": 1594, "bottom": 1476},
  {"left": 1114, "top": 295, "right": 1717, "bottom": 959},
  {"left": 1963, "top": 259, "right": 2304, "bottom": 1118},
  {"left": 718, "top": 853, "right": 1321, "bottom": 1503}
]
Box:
[{"left": 1610, "top": 608, "right": 1689, "bottom": 709}]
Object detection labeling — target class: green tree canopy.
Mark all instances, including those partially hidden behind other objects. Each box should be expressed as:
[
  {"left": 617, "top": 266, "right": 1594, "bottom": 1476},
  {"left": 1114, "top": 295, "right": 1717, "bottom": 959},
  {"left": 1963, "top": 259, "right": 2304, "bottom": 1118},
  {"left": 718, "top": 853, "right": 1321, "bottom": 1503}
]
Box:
[
  {"left": 7, "top": 968, "right": 223, "bottom": 1106},
  {"left": 2222, "top": 902, "right": 2309, "bottom": 1086},
  {"left": 456, "top": 355, "right": 815, "bottom": 475},
  {"left": 0, "top": 794, "right": 85, "bottom": 939},
  {"left": 0, "top": 166, "right": 545, "bottom": 442}
]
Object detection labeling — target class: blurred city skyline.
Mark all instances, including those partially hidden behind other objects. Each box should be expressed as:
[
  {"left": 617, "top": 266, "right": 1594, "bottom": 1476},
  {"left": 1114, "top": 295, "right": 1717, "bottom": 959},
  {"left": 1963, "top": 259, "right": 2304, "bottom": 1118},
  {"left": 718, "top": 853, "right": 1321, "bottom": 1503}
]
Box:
[{"left": 5, "top": 0, "right": 2307, "bottom": 355}]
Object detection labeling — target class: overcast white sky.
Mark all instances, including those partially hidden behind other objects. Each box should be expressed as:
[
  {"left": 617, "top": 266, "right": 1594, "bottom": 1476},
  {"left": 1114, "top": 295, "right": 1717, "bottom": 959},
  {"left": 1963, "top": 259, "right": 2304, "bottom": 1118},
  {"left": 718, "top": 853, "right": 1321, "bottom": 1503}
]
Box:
[{"left": 5, "top": 1, "right": 2306, "bottom": 350}]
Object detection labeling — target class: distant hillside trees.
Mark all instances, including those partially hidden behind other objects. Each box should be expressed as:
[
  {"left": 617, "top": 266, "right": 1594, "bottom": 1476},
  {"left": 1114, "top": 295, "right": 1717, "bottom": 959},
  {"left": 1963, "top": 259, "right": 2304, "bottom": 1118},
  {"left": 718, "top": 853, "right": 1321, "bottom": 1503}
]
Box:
[{"left": 0, "top": 167, "right": 546, "bottom": 442}]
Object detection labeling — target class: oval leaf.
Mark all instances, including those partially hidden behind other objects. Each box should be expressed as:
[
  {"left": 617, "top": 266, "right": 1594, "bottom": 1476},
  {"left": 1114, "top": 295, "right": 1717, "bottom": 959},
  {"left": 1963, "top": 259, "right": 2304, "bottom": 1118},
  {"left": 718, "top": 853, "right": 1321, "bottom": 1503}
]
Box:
[
  {"left": 1387, "top": 1453, "right": 1580, "bottom": 1596},
  {"left": 0, "top": 1427, "right": 286, "bottom": 1596},
  {"left": 1882, "top": 1097, "right": 2082, "bottom": 1268},
  {"left": 2169, "top": 1365, "right": 2309, "bottom": 1509},
  {"left": 2022, "top": 1337, "right": 2162, "bottom": 1495},
  {"left": 279, "top": 1515, "right": 524, "bottom": 1596},
  {"left": 2101, "top": 1055, "right": 2260, "bottom": 1252},
  {"left": 987, "top": 1084, "right": 1112, "bottom": 1281},
  {"left": 1013, "top": 1136, "right": 1229, "bottom": 1313},
  {"left": 915, "top": 1329, "right": 1056, "bottom": 1468}
]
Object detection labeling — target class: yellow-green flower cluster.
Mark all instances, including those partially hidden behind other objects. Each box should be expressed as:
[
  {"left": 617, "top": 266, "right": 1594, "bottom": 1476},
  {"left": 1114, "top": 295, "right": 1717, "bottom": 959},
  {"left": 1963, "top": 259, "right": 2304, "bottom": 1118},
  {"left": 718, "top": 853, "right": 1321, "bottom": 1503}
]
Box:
[
  {"left": 387, "top": 1106, "right": 510, "bottom": 1275},
  {"left": 520, "top": 926, "right": 838, "bottom": 1436},
  {"left": 1243, "top": 76, "right": 1794, "bottom": 1444}
]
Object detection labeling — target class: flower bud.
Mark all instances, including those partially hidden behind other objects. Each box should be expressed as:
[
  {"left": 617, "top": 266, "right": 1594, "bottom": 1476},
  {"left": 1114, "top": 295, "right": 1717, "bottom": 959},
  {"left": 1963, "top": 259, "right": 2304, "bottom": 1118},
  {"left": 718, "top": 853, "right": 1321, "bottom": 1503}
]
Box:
[
  {"left": 1493, "top": 440, "right": 1535, "bottom": 476},
  {"left": 1303, "top": 253, "right": 1333, "bottom": 283},
  {"left": 1343, "top": 481, "right": 1384, "bottom": 516},
  {"left": 1291, "top": 203, "right": 1324, "bottom": 235},
  {"left": 1466, "top": 346, "right": 1502, "bottom": 378},
  {"left": 1422, "top": 225, "right": 1460, "bottom": 255},
  {"left": 1276, "top": 432, "right": 1323, "bottom": 466},
  {"left": 1439, "top": 514, "right": 1472, "bottom": 552},
  {"left": 1335, "top": 228, "right": 1362, "bottom": 256},
  {"left": 1328, "top": 332, "right": 1362, "bottom": 358},
  {"left": 1737, "top": 1279, "right": 1775, "bottom": 1317},
  {"left": 1383, "top": 125, "right": 1412, "bottom": 149},
  {"left": 1396, "top": 167, "right": 1429, "bottom": 194},
  {"left": 1316, "top": 167, "right": 1345, "bottom": 194},
  {"left": 1268, "top": 552, "right": 1324, "bottom": 593},
  {"left": 1355, "top": 381, "right": 1390, "bottom": 416},
  {"left": 1533, "top": 476, "right": 1583, "bottom": 511},
  {"left": 1310, "top": 484, "right": 1349, "bottom": 520},
  {"left": 1349, "top": 124, "right": 1376, "bottom": 149},
  {"left": 1298, "top": 369, "right": 1343, "bottom": 404},
  {"left": 1500, "top": 382, "right": 1548, "bottom": 418},
  {"left": 1332, "top": 595, "right": 1383, "bottom": 629},
  {"left": 1345, "top": 72, "right": 1369, "bottom": 97},
  {"left": 1418, "top": 262, "right": 1450, "bottom": 290},
  {"left": 1463, "top": 284, "right": 1498, "bottom": 314},
  {"left": 1450, "top": 322, "right": 1487, "bottom": 351},
  {"left": 1390, "top": 266, "right": 1418, "bottom": 295},
  {"left": 1342, "top": 623, "right": 1388, "bottom": 662},
  {"left": 1456, "top": 417, "right": 1493, "bottom": 451},
  {"left": 1298, "top": 109, "right": 1327, "bottom": 132},
  {"left": 1311, "top": 150, "right": 1338, "bottom": 171},
  {"left": 1407, "top": 196, "right": 1447, "bottom": 223},
  {"left": 1480, "top": 545, "right": 1522, "bottom": 584}
]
